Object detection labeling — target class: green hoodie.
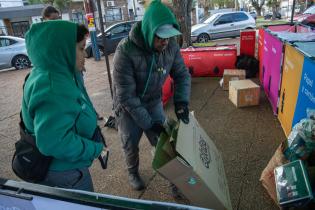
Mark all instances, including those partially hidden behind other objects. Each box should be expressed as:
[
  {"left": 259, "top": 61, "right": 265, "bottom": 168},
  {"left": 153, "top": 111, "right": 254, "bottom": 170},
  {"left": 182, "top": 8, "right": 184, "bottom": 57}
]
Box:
[
  {"left": 22, "top": 20, "right": 103, "bottom": 171},
  {"left": 141, "top": 0, "right": 179, "bottom": 49}
]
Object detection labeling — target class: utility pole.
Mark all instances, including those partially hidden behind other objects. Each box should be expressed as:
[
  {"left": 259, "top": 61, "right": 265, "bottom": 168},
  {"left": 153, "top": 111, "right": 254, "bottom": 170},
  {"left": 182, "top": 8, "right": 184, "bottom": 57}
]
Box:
[
  {"left": 290, "top": 0, "right": 296, "bottom": 24},
  {"left": 133, "top": 0, "right": 138, "bottom": 20},
  {"left": 95, "top": 0, "right": 113, "bottom": 98},
  {"left": 84, "top": 0, "right": 101, "bottom": 61}
]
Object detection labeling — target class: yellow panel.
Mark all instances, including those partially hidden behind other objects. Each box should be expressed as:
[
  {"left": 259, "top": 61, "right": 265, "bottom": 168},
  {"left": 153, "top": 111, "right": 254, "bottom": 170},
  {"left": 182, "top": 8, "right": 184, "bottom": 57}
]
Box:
[{"left": 278, "top": 44, "right": 304, "bottom": 137}]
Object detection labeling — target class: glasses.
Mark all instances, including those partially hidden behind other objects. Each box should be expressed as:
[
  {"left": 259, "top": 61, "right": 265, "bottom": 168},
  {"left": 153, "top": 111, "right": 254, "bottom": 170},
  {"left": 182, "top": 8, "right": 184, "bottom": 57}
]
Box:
[{"left": 155, "top": 35, "right": 169, "bottom": 42}]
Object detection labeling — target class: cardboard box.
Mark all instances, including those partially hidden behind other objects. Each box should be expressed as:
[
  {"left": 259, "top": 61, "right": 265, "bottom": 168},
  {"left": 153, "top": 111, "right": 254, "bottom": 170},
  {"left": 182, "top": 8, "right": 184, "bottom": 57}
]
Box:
[
  {"left": 274, "top": 160, "right": 313, "bottom": 208},
  {"left": 223, "top": 69, "right": 246, "bottom": 90},
  {"left": 153, "top": 114, "right": 232, "bottom": 210},
  {"left": 229, "top": 79, "right": 260, "bottom": 107}
]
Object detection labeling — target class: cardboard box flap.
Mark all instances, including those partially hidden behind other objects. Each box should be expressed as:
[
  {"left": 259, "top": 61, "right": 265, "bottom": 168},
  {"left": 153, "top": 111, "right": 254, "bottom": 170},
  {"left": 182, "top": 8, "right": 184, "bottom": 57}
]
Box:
[
  {"left": 176, "top": 120, "right": 196, "bottom": 167},
  {"left": 224, "top": 69, "right": 246, "bottom": 76},
  {"left": 230, "top": 79, "right": 259, "bottom": 89},
  {"left": 176, "top": 113, "right": 233, "bottom": 210}
]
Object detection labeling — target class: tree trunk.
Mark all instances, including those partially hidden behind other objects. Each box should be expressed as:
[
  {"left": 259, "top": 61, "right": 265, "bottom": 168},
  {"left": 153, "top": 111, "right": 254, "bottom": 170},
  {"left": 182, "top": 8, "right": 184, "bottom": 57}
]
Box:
[
  {"left": 272, "top": 6, "right": 277, "bottom": 19},
  {"left": 250, "top": 0, "right": 265, "bottom": 16},
  {"left": 204, "top": 6, "right": 209, "bottom": 17},
  {"left": 257, "top": 7, "right": 262, "bottom": 16},
  {"left": 172, "top": 0, "right": 193, "bottom": 48},
  {"left": 68, "top": 1, "right": 73, "bottom": 21}
]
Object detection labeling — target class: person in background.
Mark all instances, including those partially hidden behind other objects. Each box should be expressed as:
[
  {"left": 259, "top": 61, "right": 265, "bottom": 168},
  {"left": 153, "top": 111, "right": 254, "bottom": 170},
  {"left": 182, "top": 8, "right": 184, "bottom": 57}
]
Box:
[
  {"left": 113, "top": 0, "right": 191, "bottom": 191},
  {"left": 42, "top": 5, "right": 60, "bottom": 20},
  {"left": 22, "top": 21, "right": 104, "bottom": 191}
]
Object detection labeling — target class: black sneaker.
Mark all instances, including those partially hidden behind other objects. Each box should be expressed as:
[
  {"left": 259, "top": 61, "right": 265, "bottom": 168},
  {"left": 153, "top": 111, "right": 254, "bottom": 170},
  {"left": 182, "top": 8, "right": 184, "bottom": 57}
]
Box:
[{"left": 128, "top": 172, "right": 145, "bottom": 191}]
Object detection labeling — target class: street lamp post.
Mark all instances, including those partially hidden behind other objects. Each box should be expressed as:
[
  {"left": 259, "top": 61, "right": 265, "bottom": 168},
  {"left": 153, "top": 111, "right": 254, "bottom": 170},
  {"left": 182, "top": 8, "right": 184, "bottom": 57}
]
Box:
[{"left": 95, "top": 0, "right": 113, "bottom": 98}]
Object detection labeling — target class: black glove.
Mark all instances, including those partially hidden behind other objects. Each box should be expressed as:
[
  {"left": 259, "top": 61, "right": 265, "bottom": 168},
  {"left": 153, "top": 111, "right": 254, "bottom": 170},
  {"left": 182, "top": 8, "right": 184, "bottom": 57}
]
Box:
[
  {"left": 92, "top": 126, "right": 107, "bottom": 146},
  {"left": 175, "top": 102, "right": 189, "bottom": 124},
  {"left": 150, "top": 123, "right": 166, "bottom": 136},
  {"left": 92, "top": 126, "right": 109, "bottom": 170}
]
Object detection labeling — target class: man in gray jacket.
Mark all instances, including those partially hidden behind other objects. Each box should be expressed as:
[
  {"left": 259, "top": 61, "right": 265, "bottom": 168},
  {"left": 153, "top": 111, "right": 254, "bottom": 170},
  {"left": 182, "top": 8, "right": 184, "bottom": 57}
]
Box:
[{"left": 113, "top": 0, "right": 191, "bottom": 190}]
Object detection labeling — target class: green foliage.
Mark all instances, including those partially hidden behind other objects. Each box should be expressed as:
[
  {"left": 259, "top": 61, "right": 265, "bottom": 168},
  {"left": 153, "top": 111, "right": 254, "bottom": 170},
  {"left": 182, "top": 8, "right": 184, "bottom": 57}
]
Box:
[
  {"left": 266, "top": 0, "right": 280, "bottom": 8},
  {"left": 54, "top": 0, "right": 71, "bottom": 10},
  {"left": 28, "top": 0, "right": 71, "bottom": 10},
  {"left": 28, "top": 0, "right": 42, "bottom": 4},
  {"left": 41, "top": 0, "right": 54, "bottom": 5},
  {"left": 199, "top": 0, "right": 235, "bottom": 9}
]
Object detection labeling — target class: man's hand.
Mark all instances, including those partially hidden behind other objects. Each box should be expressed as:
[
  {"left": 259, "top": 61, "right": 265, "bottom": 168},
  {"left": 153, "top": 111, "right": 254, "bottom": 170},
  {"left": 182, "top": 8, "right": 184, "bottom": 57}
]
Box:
[
  {"left": 150, "top": 123, "right": 166, "bottom": 136},
  {"left": 175, "top": 102, "right": 189, "bottom": 124}
]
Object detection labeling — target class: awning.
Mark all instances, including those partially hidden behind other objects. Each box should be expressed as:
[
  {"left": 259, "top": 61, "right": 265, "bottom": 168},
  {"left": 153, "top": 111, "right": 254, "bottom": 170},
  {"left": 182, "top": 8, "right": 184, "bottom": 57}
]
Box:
[{"left": 0, "top": 4, "right": 45, "bottom": 19}]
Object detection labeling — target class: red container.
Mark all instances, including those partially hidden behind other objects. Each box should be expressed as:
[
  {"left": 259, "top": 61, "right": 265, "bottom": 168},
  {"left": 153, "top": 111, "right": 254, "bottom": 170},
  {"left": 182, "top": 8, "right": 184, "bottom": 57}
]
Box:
[
  {"left": 240, "top": 30, "right": 256, "bottom": 57},
  {"left": 162, "top": 76, "right": 173, "bottom": 106},
  {"left": 180, "top": 45, "right": 237, "bottom": 77}
]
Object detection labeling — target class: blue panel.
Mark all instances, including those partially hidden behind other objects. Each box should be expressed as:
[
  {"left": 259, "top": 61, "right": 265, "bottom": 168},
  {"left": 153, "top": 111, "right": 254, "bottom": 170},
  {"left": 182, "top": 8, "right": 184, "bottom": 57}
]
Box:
[{"left": 292, "top": 57, "right": 315, "bottom": 126}]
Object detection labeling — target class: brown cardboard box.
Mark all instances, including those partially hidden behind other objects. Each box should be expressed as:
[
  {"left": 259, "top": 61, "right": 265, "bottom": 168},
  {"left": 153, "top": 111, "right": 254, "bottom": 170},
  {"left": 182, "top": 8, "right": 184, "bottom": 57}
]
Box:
[
  {"left": 153, "top": 114, "right": 232, "bottom": 210},
  {"left": 229, "top": 79, "right": 260, "bottom": 107},
  {"left": 223, "top": 69, "right": 246, "bottom": 90}
]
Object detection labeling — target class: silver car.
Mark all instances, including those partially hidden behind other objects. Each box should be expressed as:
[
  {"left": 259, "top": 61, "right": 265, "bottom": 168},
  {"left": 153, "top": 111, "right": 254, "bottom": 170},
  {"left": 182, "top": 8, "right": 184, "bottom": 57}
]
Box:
[
  {"left": 0, "top": 36, "right": 31, "bottom": 70},
  {"left": 191, "top": 11, "right": 256, "bottom": 42}
]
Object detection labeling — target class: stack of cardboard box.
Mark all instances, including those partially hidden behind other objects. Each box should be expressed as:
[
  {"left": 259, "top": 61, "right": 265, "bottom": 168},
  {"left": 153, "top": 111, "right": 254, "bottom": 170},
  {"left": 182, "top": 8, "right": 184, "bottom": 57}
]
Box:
[{"left": 222, "top": 69, "right": 260, "bottom": 108}]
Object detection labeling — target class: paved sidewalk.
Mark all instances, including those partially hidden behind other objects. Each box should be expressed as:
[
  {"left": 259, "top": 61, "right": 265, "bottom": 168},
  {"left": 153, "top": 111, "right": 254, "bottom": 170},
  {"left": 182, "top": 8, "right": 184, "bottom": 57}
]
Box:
[{"left": 0, "top": 56, "right": 284, "bottom": 209}]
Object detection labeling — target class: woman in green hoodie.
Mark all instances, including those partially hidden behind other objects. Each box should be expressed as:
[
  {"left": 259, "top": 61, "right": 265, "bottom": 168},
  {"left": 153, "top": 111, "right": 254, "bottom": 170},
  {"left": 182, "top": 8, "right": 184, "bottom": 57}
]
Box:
[{"left": 21, "top": 21, "right": 103, "bottom": 191}]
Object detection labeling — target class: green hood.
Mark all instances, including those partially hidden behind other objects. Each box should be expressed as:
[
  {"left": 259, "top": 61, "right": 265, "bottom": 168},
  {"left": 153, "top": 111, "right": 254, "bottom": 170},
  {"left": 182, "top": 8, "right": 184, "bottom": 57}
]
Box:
[
  {"left": 141, "top": 0, "right": 179, "bottom": 49},
  {"left": 25, "top": 20, "right": 77, "bottom": 75},
  {"left": 22, "top": 21, "right": 103, "bottom": 171}
]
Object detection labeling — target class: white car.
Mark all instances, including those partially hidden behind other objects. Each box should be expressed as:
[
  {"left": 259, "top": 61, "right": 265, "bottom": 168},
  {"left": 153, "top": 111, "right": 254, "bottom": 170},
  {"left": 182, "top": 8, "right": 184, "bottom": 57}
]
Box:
[
  {"left": 191, "top": 11, "right": 256, "bottom": 43},
  {"left": 0, "top": 36, "right": 31, "bottom": 70}
]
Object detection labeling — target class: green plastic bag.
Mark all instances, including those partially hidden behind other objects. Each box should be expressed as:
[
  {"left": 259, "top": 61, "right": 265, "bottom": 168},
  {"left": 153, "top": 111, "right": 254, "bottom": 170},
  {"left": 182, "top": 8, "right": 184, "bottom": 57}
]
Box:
[{"left": 152, "top": 119, "right": 178, "bottom": 170}]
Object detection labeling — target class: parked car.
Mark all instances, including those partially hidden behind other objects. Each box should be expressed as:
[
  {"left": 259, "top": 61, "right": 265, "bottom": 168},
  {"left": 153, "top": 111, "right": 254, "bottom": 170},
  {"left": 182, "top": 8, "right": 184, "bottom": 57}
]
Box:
[
  {"left": 85, "top": 21, "right": 138, "bottom": 58},
  {"left": 249, "top": 11, "right": 257, "bottom": 20},
  {"left": 264, "top": 12, "right": 281, "bottom": 20},
  {"left": 294, "top": 5, "right": 315, "bottom": 22},
  {"left": 191, "top": 11, "right": 256, "bottom": 43},
  {"left": 0, "top": 36, "right": 31, "bottom": 70}
]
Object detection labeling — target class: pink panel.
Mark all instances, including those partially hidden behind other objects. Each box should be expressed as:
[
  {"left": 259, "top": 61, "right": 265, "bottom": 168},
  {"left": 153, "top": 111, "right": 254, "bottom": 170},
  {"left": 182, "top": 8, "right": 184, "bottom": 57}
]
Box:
[{"left": 267, "top": 34, "right": 284, "bottom": 114}]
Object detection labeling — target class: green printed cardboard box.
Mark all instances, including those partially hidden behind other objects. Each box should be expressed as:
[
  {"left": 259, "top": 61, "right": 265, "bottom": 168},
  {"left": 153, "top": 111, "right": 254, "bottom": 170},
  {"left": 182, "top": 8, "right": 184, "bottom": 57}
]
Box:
[{"left": 274, "top": 160, "right": 313, "bottom": 207}]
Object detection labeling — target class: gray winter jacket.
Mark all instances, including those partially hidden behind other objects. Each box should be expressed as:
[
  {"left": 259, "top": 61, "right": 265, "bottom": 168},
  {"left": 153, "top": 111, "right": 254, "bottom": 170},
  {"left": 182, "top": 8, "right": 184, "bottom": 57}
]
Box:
[{"left": 113, "top": 21, "right": 191, "bottom": 130}]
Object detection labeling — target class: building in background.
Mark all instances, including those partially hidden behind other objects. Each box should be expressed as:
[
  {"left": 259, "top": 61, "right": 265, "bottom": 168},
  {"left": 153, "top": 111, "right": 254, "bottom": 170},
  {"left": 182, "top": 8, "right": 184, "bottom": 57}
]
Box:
[
  {"left": 0, "top": 0, "right": 87, "bottom": 37},
  {"left": 0, "top": 0, "right": 145, "bottom": 37},
  {"left": 127, "top": 0, "right": 145, "bottom": 20},
  {"left": 69, "top": 0, "right": 86, "bottom": 24},
  {"left": 0, "top": 1, "right": 45, "bottom": 37}
]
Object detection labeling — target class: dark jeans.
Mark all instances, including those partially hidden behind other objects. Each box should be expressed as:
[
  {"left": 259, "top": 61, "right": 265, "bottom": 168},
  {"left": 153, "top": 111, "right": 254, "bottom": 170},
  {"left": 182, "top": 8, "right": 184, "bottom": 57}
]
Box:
[
  {"left": 39, "top": 167, "right": 94, "bottom": 192},
  {"left": 117, "top": 102, "right": 165, "bottom": 174}
]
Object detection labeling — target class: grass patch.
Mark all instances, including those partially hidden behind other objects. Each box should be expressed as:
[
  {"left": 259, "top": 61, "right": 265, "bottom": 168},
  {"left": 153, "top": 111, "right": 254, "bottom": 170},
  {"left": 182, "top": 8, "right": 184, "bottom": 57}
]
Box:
[
  {"left": 256, "top": 17, "right": 289, "bottom": 28},
  {"left": 192, "top": 42, "right": 217, "bottom": 47}
]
